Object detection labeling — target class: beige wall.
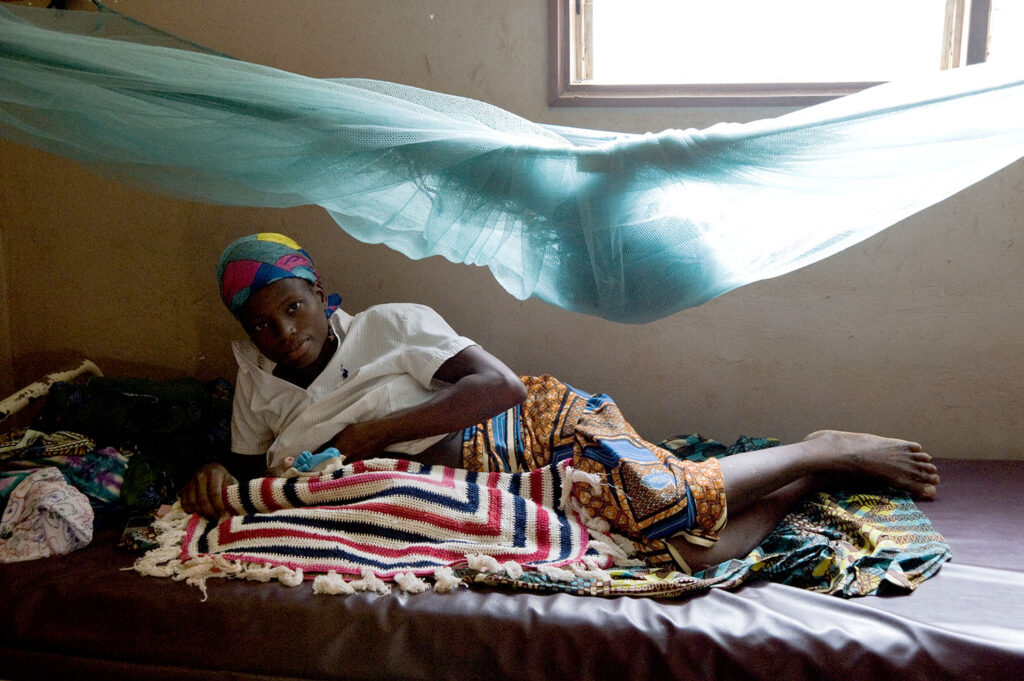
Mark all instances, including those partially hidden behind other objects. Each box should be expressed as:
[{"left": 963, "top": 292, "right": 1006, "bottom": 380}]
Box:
[
  {"left": 1, "top": 0, "right": 1022, "bottom": 459},
  {"left": 0, "top": 227, "right": 11, "bottom": 395}
]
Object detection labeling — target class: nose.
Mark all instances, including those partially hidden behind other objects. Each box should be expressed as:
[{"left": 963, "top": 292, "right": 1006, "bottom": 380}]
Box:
[{"left": 273, "top": 317, "right": 296, "bottom": 342}]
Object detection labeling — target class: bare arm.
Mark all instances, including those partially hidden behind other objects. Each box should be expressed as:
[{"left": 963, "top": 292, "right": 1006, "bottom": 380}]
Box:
[
  {"left": 182, "top": 345, "right": 524, "bottom": 516},
  {"left": 327, "top": 345, "right": 526, "bottom": 462}
]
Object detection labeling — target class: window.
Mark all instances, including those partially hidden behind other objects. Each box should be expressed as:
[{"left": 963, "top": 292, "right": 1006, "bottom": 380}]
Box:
[{"left": 550, "top": 0, "right": 1007, "bottom": 106}]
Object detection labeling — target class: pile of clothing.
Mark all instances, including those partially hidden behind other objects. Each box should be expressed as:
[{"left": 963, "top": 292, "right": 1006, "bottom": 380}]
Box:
[
  {"left": 0, "top": 429, "right": 123, "bottom": 562},
  {"left": 0, "top": 376, "right": 232, "bottom": 563}
]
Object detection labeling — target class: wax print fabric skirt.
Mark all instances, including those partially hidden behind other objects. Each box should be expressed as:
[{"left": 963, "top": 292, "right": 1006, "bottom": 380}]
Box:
[{"left": 460, "top": 375, "right": 725, "bottom": 567}]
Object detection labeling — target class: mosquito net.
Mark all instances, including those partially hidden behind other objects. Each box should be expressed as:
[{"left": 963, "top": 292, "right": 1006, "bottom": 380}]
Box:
[{"left": 2, "top": 3, "right": 1022, "bottom": 321}]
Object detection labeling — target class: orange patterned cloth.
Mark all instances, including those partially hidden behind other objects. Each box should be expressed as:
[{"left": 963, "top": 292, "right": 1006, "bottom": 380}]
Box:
[{"left": 461, "top": 375, "right": 726, "bottom": 567}]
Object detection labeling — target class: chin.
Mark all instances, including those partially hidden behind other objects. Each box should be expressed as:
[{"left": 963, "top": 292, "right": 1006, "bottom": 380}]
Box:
[
  {"left": 268, "top": 342, "right": 308, "bottom": 369},
  {"left": 289, "top": 338, "right": 325, "bottom": 369}
]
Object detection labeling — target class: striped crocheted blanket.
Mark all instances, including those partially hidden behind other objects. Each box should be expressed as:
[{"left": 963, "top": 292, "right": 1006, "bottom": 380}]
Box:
[
  {"left": 135, "top": 458, "right": 633, "bottom": 597},
  {"left": 135, "top": 455, "right": 952, "bottom": 599}
]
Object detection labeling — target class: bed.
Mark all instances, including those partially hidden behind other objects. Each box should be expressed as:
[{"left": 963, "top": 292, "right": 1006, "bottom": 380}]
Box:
[{"left": 1, "top": 457, "right": 1021, "bottom": 681}]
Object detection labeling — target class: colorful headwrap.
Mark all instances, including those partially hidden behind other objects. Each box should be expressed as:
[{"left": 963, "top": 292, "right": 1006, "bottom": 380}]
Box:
[{"left": 217, "top": 233, "right": 339, "bottom": 318}]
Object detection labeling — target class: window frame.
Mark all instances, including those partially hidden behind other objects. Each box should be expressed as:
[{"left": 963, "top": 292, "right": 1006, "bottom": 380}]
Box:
[{"left": 549, "top": 0, "right": 993, "bottom": 107}]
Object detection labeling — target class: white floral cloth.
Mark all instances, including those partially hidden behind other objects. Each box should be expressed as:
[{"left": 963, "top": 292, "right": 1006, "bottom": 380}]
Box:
[{"left": 0, "top": 467, "right": 93, "bottom": 563}]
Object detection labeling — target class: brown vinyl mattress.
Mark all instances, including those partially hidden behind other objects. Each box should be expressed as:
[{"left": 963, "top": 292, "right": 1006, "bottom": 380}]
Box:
[{"left": 2, "top": 459, "right": 1022, "bottom": 681}]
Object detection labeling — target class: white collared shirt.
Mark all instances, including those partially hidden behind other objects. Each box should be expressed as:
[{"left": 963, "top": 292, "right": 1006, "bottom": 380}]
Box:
[{"left": 230, "top": 303, "right": 476, "bottom": 470}]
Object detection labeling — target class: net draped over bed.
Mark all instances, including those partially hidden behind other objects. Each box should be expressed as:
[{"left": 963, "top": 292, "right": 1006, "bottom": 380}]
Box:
[{"left": 2, "top": 3, "right": 1023, "bottom": 322}]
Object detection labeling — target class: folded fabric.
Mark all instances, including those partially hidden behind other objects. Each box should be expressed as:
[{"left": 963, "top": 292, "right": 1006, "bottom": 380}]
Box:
[
  {"left": 0, "top": 467, "right": 94, "bottom": 563},
  {"left": 0, "top": 428, "right": 127, "bottom": 508},
  {"left": 0, "top": 428, "right": 94, "bottom": 461},
  {"left": 660, "top": 433, "right": 952, "bottom": 596},
  {"left": 694, "top": 488, "right": 952, "bottom": 596}
]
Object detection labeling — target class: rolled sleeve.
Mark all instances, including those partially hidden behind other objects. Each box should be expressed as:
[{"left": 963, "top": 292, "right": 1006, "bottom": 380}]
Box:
[{"left": 389, "top": 304, "right": 477, "bottom": 387}]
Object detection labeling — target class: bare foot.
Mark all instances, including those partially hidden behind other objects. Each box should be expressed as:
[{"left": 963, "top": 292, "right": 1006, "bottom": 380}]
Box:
[{"left": 802, "top": 430, "right": 940, "bottom": 500}]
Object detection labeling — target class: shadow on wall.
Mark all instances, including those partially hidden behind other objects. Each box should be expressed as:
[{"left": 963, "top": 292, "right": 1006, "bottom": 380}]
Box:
[{"left": 8, "top": 350, "right": 228, "bottom": 397}]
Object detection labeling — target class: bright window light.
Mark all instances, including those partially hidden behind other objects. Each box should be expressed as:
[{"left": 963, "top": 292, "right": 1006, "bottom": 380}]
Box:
[
  {"left": 553, "top": 1, "right": 1017, "bottom": 106},
  {"left": 589, "top": 0, "right": 948, "bottom": 85},
  {"left": 989, "top": 1, "right": 1024, "bottom": 62}
]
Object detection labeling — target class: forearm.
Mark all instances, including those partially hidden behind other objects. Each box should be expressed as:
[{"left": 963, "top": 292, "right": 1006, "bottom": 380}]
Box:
[{"left": 330, "top": 371, "right": 526, "bottom": 457}]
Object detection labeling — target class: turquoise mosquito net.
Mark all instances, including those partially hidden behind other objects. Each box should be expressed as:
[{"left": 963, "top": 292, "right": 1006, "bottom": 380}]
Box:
[{"left": 2, "top": 2, "right": 1023, "bottom": 322}]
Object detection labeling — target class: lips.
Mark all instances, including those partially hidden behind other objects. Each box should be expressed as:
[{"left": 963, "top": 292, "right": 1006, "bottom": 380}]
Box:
[{"left": 283, "top": 337, "right": 311, "bottom": 361}]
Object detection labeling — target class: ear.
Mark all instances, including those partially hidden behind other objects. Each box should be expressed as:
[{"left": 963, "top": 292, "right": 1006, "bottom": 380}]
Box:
[{"left": 312, "top": 280, "right": 327, "bottom": 304}]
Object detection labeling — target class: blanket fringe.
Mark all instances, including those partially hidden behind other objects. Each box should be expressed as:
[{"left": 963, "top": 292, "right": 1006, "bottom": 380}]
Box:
[
  {"left": 239, "top": 563, "right": 283, "bottom": 583},
  {"left": 175, "top": 559, "right": 218, "bottom": 601},
  {"left": 465, "top": 553, "right": 503, "bottom": 573},
  {"left": 313, "top": 571, "right": 356, "bottom": 595},
  {"left": 569, "top": 468, "right": 604, "bottom": 494},
  {"left": 501, "top": 560, "right": 524, "bottom": 580},
  {"left": 537, "top": 564, "right": 576, "bottom": 582},
  {"left": 570, "top": 497, "right": 609, "bottom": 534},
  {"left": 462, "top": 553, "right": 531, "bottom": 580},
  {"left": 588, "top": 534, "right": 645, "bottom": 568},
  {"left": 131, "top": 545, "right": 182, "bottom": 578},
  {"left": 134, "top": 490, "right": 641, "bottom": 598},
  {"left": 312, "top": 567, "right": 393, "bottom": 595},
  {"left": 261, "top": 564, "right": 304, "bottom": 587},
  {"left": 350, "top": 567, "right": 392, "bottom": 595},
  {"left": 394, "top": 571, "right": 431, "bottom": 594},
  {"left": 569, "top": 557, "right": 613, "bottom": 582},
  {"left": 133, "top": 502, "right": 310, "bottom": 600},
  {"left": 432, "top": 566, "right": 464, "bottom": 593}
]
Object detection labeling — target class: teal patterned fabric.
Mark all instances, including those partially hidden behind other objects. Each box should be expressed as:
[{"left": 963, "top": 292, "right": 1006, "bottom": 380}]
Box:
[{"left": 659, "top": 434, "right": 951, "bottom": 596}]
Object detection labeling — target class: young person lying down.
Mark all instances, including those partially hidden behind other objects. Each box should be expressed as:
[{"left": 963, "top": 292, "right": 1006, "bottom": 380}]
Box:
[{"left": 182, "top": 233, "right": 939, "bottom": 571}]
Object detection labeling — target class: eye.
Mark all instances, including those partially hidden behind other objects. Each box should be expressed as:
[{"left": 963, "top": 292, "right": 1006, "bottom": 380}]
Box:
[
  {"left": 251, "top": 320, "right": 268, "bottom": 333},
  {"left": 288, "top": 301, "right": 302, "bottom": 313}
]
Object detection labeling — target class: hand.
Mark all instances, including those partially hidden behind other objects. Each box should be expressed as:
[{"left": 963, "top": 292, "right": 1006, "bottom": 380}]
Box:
[
  {"left": 180, "top": 463, "right": 237, "bottom": 518},
  {"left": 328, "top": 422, "right": 383, "bottom": 463}
]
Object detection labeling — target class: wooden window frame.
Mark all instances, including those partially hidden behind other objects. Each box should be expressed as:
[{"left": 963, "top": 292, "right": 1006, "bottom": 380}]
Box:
[{"left": 549, "top": 0, "right": 993, "bottom": 108}]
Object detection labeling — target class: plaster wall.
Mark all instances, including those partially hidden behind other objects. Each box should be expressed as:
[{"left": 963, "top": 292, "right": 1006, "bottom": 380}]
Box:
[
  {"left": 1, "top": 0, "right": 1021, "bottom": 458},
  {"left": 0, "top": 227, "right": 11, "bottom": 394}
]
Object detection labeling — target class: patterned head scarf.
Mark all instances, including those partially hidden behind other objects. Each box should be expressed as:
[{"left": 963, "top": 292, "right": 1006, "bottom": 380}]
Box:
[{"left": 217, "top": 233, "right": 339, "bottom": 318}]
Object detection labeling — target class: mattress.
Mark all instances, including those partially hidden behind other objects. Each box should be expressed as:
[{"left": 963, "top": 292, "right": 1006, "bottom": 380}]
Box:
[{"left": 1, "top": 459, "right": 1022, "bottom": 681}]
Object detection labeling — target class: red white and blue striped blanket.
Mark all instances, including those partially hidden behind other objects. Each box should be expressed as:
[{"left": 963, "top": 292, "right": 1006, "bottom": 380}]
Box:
[
  {"left": 134, "top": 452, "right": 951, "bottom": 600},
  {"left": 188, "top": 458, "right": 611, "bottom": 575},
  {"left": 134, "top": 458, "right": 636, "bottom": 597}
]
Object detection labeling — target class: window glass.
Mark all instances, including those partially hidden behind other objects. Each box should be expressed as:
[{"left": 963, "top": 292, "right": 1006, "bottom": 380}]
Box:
[
  {"left": 590, "top": 0, "right": 946, "bottom": 85},
  {"left": 552, "top": 0, "right": 1014, "bottom": 106},
  {"left": 988, "top": 1, "right": 1023, "bottom": 62}
]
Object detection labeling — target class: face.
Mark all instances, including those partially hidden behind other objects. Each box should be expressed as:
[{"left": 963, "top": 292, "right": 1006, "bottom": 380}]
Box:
[{"left": 239, "top": 277, "right": 330, "bottom": 370}]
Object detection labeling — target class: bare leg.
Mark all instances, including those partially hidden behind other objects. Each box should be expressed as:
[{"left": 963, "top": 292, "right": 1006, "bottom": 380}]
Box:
[
  {"left": 717, "top": 430, "right": 938, "bottom": 515},
  {"left": 670, "top": 477, "right": 816, "bottom": 572},
  {"left": 668, "top": 430, "right": 940, "bottom": 571}
]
